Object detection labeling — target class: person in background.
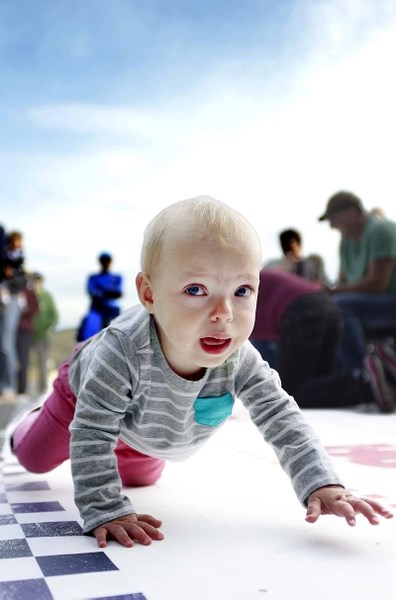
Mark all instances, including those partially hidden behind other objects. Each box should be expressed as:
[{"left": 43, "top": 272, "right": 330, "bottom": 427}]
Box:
[
  {"left": 4, "top": 231, "right": 25, "bottom": 277},
  {"left": 0, "top": 224, "right": 7, "bottom": 397},
  {"left": 16, "top": 276, "right": 39, "bottom": 398},
  {"left": 11, "top": 196, "right": 393, "bottom": 550},
  {"left": 0, "top": 260, "right": 27, "bottom": 401},
  {"left": 370, "top": 207, "right": 386, "bottom": 219},
  {"left": 1, "top": 231, "right": 27, "bottom": 400},
  {"left": 264, "top": 228, "right": 331, "bottom": 286},
  {"left": 77, "top": 252, "right": 123, "bottom": 341},
  {"left": 31, "top": 273, "right": 58, "bottom": 396},
  {"left": 319, "top": 191, "right": 396, "bottom": 413},
  {"left": 0, "top": 224, "right": 6, "bottom": 281},
  {"left": 250, "top": 268, "right": 393, "bottom": 411}
]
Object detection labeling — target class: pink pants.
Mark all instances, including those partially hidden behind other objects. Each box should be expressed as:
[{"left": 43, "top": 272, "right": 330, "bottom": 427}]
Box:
[{"left": 12, "top": 356, "right": 165, "bottom": 487}]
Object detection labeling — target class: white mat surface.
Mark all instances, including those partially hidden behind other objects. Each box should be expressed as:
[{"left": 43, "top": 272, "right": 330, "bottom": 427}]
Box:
[{"left": 1, "top": 402, "right": 395, "bottom": 600}]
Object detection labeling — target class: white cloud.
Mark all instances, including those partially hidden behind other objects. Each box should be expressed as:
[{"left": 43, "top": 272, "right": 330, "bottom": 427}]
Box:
[
  {"left": 5, "top": 3, "right": 396, "bottom": 329},
  {"left": 29, "top": 103, "right": 164, "bottom": 138}
]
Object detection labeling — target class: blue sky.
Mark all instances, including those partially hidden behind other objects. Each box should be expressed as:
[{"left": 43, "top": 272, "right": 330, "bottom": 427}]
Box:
[{"left": 2, "top": 0, "right": 396, "bottom": 328}]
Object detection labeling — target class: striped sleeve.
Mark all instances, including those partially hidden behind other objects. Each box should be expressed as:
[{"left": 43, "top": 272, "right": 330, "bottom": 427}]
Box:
[
  {"left": 70, "top": 329, "right": 137, "bottom": 533},
  {"left": 235, "top": 344, "right": 343, "bottom": 505}
]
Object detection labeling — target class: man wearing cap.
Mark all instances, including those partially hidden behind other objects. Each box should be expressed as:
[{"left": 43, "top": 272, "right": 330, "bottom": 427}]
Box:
[{"left": 319, "top": 190, "right": 396, "bottom": 412}]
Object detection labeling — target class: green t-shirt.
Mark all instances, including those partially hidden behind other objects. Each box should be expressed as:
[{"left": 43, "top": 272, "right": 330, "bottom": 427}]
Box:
[{"left": 340, "top": 216, "right": 396, "bottom": 293}]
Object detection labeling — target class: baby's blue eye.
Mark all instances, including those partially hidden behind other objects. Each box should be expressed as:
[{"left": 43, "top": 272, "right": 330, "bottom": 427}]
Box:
[
  {"left": 185, "top": 285, "right": 205, "bottom": 296},
  {"left": 235, "top": 286, "right": 251, "bottom": 297}
]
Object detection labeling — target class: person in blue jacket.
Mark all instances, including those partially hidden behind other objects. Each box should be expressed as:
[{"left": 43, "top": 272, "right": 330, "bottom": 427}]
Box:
[{"left": 77, "top": 252, "right": 123, "bottom": 341}]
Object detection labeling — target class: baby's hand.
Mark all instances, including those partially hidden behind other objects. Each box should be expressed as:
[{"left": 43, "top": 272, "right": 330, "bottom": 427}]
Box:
[
  {"left": 306, "top": 485, "right": 394, "bottom": 526},
  {"left": 93, "top": 513, "right": 164, "bottom": 548}
]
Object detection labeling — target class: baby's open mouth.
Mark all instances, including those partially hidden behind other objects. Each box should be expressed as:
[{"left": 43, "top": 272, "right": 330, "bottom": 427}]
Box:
[{"left": 200, "top": 337, "right": 232, "bottom": 354}]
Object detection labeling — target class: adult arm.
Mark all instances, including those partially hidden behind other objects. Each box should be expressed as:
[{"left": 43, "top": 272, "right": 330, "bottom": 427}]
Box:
[
  {"left": 87, "top": 274, "right": 123, "bottom": 299},
  {"left": 332, "top": 257, "right": 395, "bottom": 294}
]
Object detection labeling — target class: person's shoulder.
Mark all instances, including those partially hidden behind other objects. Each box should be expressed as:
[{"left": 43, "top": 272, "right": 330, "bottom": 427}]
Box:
[
  {"left": 381, "top": 218, "right": 396, "bottom": 233},
  {"left": 42, "top": 287, "right": 55, "bottom": 299},
  {"left": 232, "top": 342, "right": 279, "bottom": 393},
  {"left": 109, "top": 304, "right": 150, "bottom": 345},
  {"left": 368, "top": 215, "right": 396, "bottom": 230},
  {"left": 233, "top": 340, "right": 266, "bottom": 372},
  {"left": 111, "top": 303, "right": 146, "bottom": 326},
  {"left": 305, "top": 253, "right": 324, "bottom": 267},
  {"left": 367, "top": 216, "right": 396, "bottom": 241},
  {"left": 79, "top": 305, "right": 149, "bottom": 364}
]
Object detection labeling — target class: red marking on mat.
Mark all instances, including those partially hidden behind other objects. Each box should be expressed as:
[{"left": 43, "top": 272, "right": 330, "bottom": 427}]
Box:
[{"left": 325, "top": 444, "right": 396, "bottom": 468}]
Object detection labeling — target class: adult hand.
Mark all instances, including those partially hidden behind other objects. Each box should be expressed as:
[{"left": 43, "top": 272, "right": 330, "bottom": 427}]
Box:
[
  {"left": 305, "top": 485, "right": 394, "bottom": 526},
  {"left": 93, "top": 513, "right": 164, "bottom": 548}
]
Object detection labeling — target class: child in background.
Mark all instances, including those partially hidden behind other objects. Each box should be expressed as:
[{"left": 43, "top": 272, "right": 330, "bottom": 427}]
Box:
[{"left": 11, "top": 196, "right": 393, "bottom": 548}]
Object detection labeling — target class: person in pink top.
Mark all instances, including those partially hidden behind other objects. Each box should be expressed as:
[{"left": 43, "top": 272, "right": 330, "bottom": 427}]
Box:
[{"left": 250, "top": 269, "right": 383, "bottom": 409}]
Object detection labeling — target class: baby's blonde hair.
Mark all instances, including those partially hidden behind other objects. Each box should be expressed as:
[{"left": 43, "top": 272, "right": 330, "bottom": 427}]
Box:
[{"left": 141, "top": 195, "right": 260, "bottom": 275}]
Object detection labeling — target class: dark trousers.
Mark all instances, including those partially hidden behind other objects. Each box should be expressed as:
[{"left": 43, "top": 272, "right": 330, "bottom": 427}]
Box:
[
  {"left": 278, "top": 293, "right": 370, "bottom": 408},
  {"left": 17, "top": 330, "right": 33, "bottom": 394}
]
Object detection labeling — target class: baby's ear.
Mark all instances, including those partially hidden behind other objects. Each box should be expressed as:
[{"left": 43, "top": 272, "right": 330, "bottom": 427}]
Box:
[{"left": 136, "top": 272, "right": 154, "bottom": 313}]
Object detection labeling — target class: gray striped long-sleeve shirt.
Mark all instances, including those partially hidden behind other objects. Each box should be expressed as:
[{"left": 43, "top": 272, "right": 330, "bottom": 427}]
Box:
[{"left": 69, "top": 304, "right": 341, "bottom": 533}]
